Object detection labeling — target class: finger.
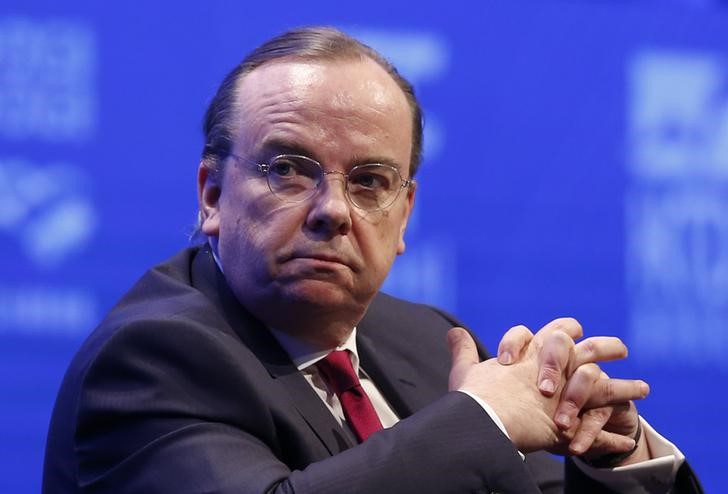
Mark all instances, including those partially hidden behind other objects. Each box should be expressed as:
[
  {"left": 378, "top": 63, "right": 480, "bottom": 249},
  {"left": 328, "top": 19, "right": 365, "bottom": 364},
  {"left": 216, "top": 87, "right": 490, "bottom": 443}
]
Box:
[
  {"left": 497, "top": 325, "right": 533, "bottom": 365},
  {"left": 567, "top": 406, "right": 613, "bottom": 455},
  {"left": 584, "top": 378, "right": 650, "bottom": 409},
  {"left": 580, "top": 403, "right": 635, "bottom": 458},
  {"left": 537, "top": 330, "right": 574, "bottom": 396},
  {"left": 447, "top": 327, "right": 480, "bottom": 369},
  {"left": 537, "top": 317, "right": 584, "bottom": 342},
  {"left": 554, "top": 363, "right": 601, "bottom": 429},
  {"left": 600, "top": 401, "right": 641, "bottom": 437},
  {"left": 580, "top": 430, "right": 637, "bottom": 459},
  {"left": 572, "top": 337, "right": 628, "bottom": 370}
]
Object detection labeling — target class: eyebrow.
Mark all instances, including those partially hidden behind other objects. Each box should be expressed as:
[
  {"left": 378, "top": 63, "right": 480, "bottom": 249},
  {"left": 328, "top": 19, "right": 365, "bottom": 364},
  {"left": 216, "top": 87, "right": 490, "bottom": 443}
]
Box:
[
  {"left": 257, "top": 138, "right": 310, "bottom": 159},
  {"left": 351, "top": 153, "right": 404, "bottom": 172},
  {"left": 258, "top": 137, "right": 405, "bottom": 172}
]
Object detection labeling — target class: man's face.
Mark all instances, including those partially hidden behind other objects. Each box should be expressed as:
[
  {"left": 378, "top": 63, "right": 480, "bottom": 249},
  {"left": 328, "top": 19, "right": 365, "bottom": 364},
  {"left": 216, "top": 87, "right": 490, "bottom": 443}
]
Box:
[{"left": 198, "top": 58, "right": 415, "bottom": 336}]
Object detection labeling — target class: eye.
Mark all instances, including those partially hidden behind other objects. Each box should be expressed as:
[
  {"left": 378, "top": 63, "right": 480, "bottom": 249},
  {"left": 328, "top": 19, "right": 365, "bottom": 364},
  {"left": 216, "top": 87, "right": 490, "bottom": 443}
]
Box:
[
  {"left": 270, "top": 158, "right": 297, "bottom": 177},
  {"left": 350, "top": 168, "right": 392, "bottom": 191},
  {"left": 268, "top": 155, "right": 322, "bottom": 180},
  {"left": 355, "top": 174, "right": 378, "bottom": 188}
]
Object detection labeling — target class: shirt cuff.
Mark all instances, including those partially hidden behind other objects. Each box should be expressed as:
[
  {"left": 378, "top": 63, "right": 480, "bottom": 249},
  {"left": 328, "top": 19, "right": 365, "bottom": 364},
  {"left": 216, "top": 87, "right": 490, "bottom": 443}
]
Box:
[
  {"left": 457, "top": 390, "right": 526, "bottom": 460},
  {"left": 571, "top": 417, "right": 686, "bottom": 494}
]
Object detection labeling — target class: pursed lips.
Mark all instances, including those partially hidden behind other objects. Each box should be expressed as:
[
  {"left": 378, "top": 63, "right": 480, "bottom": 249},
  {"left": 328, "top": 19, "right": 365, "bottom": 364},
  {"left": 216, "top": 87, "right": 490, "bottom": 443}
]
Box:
[{"left": 283, "top": 251, "right": 359, "bottom": 272}]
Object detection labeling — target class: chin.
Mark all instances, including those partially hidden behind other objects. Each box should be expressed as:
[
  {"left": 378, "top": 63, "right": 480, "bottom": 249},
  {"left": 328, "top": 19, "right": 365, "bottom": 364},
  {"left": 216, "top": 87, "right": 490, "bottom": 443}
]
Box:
[
  {"left": 245, "top": 278, "right": 378, "bottom": 345},
  {"left": 280, "top": 279, "right": 358, "bottom": 307}
]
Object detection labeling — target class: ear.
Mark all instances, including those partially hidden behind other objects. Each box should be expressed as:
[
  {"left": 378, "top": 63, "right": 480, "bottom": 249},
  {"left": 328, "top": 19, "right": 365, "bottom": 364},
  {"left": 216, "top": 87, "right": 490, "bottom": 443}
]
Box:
[
  {"left": 197, "top": 161, "right": 222, "bottom": 237},
  {"left": 396, "top": 183, "right": 416, "bottom": 255}
]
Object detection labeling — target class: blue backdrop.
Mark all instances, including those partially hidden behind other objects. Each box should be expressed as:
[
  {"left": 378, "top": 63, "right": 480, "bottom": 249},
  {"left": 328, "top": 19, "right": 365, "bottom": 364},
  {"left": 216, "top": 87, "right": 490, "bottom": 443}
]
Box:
[{"left": 1, "top": 1, "right": 725, "bottom": 492}]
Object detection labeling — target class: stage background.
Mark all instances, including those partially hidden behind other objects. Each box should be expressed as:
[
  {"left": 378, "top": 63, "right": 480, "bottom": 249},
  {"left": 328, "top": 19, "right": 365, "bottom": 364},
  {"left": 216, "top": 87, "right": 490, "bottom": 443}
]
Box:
[{"left": 1, "top": 1, "right": 724, "bottom": 492}]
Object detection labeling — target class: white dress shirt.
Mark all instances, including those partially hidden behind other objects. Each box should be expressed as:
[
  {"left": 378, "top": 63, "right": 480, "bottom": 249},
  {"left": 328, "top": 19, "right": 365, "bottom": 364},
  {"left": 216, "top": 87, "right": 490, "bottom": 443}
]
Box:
[{"left": 268, "top": 326, "right": 400, "bottom": 430}]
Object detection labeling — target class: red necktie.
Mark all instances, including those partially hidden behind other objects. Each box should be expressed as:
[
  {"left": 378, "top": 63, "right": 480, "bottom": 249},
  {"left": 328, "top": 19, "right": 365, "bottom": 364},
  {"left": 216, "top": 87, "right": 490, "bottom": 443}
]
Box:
[{"left": 316, "top": 350, "right": 383, "bottom": 442}]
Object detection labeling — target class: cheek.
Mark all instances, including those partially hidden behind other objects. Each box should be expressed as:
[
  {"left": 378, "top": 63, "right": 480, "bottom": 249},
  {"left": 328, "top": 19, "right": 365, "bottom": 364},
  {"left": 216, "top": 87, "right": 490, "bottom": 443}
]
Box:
[
  {"left": 216, "top": 190, "right": 268, "bottom": 267},
  {"left": 356, "top": 218, "right": 402, "bottom": 269},
  {"left": 217, "top": 192, "right": 303, "bottom": 268}
]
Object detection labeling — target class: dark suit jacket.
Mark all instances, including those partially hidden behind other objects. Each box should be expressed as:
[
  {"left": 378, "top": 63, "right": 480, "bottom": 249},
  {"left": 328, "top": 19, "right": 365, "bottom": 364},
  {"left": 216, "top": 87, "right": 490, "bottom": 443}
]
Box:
[{"left": 42, "top": 246, "right": 702, "bottom": 494}]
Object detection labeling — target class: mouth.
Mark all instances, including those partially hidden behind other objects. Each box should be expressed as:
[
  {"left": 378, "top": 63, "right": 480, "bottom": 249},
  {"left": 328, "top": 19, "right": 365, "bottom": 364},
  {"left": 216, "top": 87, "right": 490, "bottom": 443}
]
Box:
[{"left": 285, "top": 251, "right": 357, "bottom": 271}]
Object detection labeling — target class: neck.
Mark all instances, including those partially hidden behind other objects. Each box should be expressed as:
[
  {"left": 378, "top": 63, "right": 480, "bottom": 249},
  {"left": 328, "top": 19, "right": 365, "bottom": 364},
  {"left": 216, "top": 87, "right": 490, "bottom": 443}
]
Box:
[{"left": 249, "top": 300, "right": 363, "bottom": 350}]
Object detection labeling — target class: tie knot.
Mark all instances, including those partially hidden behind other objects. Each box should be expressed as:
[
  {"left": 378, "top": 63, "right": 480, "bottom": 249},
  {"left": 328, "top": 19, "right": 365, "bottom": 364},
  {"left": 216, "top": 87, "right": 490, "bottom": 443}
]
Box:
[{"left": 316, "top": 350, "right": 359, "bottom": 394}]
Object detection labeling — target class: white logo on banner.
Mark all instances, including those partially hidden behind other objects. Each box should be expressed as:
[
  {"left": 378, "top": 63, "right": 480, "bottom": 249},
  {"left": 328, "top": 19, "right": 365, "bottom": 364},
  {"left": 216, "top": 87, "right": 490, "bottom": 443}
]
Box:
[
  {"left": 0, "top": 17, "right": 96, "bottom": 142},
  {"left": 0, "top": 17, "right": 98, "bottom": 336},
  {"left": 627, "top": 51, "right": 728, "bottom": 366},
  {"left": 0, "top": 286, "right": 98, "bottom": 336},
  {"left": 0, "top": 158, "right": 99, "bottom": 335},
  {"left": 0, "top": 158, "right": 97, "bottom": 268}
]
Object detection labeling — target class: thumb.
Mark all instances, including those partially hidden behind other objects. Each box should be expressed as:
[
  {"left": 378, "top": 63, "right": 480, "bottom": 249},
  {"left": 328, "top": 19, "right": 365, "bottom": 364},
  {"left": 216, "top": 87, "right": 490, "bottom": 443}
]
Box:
[{"left": 447, "top": 327, "right": 480, "bottom": 390}]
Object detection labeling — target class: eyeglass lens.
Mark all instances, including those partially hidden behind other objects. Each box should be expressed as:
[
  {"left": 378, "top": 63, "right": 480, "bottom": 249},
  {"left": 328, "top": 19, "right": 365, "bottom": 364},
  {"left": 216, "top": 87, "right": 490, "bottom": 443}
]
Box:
[{"left": 265, "top": 155, "right": 404, "bottom": 210}]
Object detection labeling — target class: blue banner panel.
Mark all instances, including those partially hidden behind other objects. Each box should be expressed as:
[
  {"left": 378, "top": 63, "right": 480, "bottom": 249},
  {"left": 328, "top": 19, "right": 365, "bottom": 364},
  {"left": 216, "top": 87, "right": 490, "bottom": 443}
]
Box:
[{"left": 1, "top": 1, "right": 724, "bottom": 492}]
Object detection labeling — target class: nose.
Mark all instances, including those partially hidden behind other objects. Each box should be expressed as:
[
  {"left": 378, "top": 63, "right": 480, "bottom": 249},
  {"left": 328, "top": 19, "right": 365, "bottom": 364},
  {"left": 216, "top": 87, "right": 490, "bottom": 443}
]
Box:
[{"left": 304, "top": 173, "right": 352, "bottom": 236}]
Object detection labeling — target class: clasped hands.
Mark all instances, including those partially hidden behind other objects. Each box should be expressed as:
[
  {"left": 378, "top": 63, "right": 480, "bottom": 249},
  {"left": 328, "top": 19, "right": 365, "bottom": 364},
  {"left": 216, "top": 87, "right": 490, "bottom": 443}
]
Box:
[{"left": 448, "top": 318, "right": 650, "bottom": 465}]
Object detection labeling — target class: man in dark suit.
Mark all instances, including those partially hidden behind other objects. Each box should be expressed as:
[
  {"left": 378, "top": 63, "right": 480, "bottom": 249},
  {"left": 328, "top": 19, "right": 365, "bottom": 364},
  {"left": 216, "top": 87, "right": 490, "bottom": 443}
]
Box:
[{"left": 43, "top": 27, "right": 702, "bottom": 493}]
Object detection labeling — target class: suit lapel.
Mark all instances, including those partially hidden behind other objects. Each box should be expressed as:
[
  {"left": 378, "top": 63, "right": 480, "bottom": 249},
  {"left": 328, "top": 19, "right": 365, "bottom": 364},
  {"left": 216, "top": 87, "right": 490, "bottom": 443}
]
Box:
[
  {"left": 260, "top": 348, "right": 357, "bottom": 453},
  {"left": 273, "top": 371, "right": 358, "bottom": 452},
  {"left": 190, "top": 246, "right": 356, "bottom": 455},
  {"left": 357, "top": 327, "right": 419, "bottom": 419},
  {"left": 356, "top": 304, "right": 445, "bottom": 419}
]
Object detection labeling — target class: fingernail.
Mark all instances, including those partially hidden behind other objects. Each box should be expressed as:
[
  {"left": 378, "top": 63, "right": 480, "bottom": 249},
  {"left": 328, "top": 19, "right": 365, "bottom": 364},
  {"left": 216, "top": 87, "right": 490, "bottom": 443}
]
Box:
[
  {"left": 498, "top": 351, "right": 513, "bottom": 365},
  {"left": 556, "top": 413, "right": 571, "bottom": 428},
  {"left": 539, "top": 378, "right": 555, "bottom": 394},
  {"left": 640, "top": 381, "right": 650, "bottom": 397}
]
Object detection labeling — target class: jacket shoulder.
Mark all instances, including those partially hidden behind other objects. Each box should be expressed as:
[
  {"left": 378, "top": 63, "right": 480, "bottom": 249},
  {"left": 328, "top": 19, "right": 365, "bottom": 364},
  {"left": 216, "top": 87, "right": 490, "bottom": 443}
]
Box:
[{"left": 365, "top": 292, "right": 489, "bottom": 359}]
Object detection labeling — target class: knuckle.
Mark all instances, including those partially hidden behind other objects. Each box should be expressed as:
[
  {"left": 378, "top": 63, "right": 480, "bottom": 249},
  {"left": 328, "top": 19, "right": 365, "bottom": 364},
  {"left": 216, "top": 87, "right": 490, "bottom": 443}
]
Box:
[
  {"left": 591, "top": 431, "right": 611, "bottom": 449},
  {"left": 602, "top": 380, "right": 616, "bottom": 402},
  {"left": 551, "top": 318, "right": 568, "bottom": 331},
  {"left": 546, "top": 330, "right": 574, "bottom": 353},
  {"left": 579, "top": 426, "right": 599, "bottom": 441},
  {"left": 502, "top": 324, "right": 531, "bottom": 344},
  {"left": 541, "top": 362, "right": 560, "bottom": 375},
  {"left": 581, "top": 338, "right": 597, "bottom": 358},
  {"left": 587, "top": 406, "right": 612, "bottom": 424},
  {"left": 584, "top": 363, "right": 601, "bottom": 380},
  {"left": 508, "top": 324, "right": 530, "bottom": 334},
  {"left": 539, "top": 366, "right": 561, "bottom": 382},
  {"left": 554, "top": 330, "right": 574, "bottom": 345},
  {"left": 555, "top": 317, "right": 583, "bottom": 334},
  {"left": 573, "top": 363, "right": 600, "bottom": 381},
  {"left": 561, "top": 398, "right": 580, "bottom": 414}
]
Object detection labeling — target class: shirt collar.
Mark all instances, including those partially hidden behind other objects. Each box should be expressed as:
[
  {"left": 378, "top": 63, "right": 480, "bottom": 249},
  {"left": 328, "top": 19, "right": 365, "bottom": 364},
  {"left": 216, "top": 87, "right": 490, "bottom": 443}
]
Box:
[
  {"left": 208, "top": 239, "right": 223, "bottom": 272},
  {"left": 269, "top": 326, "right": 360, "bottom": 373}
]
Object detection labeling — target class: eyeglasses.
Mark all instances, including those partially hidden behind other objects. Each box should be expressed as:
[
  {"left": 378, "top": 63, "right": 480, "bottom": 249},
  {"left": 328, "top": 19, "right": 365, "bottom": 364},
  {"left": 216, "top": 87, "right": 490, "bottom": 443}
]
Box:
[{"left": 228, "top": 153, "right": 413, "bottom": 211}]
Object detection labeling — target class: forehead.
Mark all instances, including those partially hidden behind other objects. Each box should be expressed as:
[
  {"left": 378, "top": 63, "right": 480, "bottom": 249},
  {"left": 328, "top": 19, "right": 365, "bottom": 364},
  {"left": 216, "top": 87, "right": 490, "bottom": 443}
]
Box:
[{"left": 231, "top": 58, "right": 413, "bottom": 168}]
